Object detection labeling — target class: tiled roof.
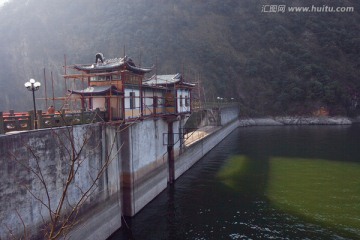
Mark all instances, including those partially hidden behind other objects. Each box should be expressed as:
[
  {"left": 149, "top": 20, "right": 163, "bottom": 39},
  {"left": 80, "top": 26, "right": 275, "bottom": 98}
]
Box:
[
  {"left": 69, "top": 85, "right": 122, "bottom": 96},
  {"left": 143, "top": 73, "right": 182, "bottom": 85},
  {"left": 144, "top": 73, "right": 195, "bottom": 87},
  {"left": 74, "top": 55, "right": 153, "bottom": 74}
]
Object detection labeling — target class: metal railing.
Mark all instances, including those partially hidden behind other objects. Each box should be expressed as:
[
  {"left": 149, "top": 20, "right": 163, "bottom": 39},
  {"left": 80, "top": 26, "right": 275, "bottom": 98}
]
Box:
[{"left": 192, "top": 101, "right": 239, "bottom": 111}]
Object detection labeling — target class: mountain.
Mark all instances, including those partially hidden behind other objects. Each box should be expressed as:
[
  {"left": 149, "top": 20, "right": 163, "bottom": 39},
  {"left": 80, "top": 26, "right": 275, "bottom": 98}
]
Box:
[{"left": 0, "top": 0, "right": 359, "bottom": 116}]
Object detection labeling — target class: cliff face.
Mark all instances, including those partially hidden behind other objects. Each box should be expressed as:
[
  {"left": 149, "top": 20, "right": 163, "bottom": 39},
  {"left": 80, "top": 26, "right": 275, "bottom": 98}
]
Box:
[{"left": 0, "top": 0, "right": 359, "bottom": 116}]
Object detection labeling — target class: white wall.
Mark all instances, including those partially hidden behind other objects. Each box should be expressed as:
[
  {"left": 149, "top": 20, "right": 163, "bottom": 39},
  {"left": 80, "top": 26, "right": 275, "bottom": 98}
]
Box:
[
  {"left": 177, "top": 89, "right": 191, "bottom": 113},
  {"left": 92, "top": 97, "right": 106, "bottom": 111}
]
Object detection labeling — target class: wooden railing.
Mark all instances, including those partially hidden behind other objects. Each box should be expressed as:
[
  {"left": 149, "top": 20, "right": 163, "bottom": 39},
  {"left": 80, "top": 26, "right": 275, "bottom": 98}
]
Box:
[{"left": 0, "top": 109, "right": 105, "bottom": 134}]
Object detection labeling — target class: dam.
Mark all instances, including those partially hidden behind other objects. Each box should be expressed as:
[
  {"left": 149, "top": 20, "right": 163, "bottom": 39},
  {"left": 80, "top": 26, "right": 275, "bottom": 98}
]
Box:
[{"left": 0, "top": 105, "right": 239, "bottom": 240}]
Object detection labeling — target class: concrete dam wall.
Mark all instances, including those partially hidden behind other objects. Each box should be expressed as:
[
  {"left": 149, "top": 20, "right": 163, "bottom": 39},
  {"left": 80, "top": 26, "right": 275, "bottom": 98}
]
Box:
[
  {"left": 0, "top": 106, "right": 239, "bottom": 240},
  {"left": 0, "top": 124, "right": 123, "bottom": 240}
]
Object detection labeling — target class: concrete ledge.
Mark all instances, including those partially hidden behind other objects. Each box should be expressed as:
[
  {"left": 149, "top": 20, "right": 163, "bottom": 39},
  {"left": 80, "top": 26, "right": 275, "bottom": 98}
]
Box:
[
  {"left": 122, "top": 161, "right": 168, "bottom": 216},
  {"left": 175, "top": 120, "right": 240, "bottom": 179},
  {"left": 69, "top": 199, "right": 121, "bottom": 240}
]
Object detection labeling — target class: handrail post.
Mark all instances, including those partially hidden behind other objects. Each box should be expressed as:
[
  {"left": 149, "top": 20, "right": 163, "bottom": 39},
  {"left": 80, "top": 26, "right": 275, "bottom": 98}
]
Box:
[
  {"left": 0, "top": 112, "right": 4, "bottom": 134},
  {"left": 80, "top": 109, "right": 85, "bottom": 124},
  {"left": 95, "top": 108, "right": 101, "bottom": 122},
  {"left": 14, "top": 115, "right": 20, "bottom": 131},
  {"left": 61, "top": 109, "right": 66, "bottom": 125},
  {"left": 29, "top": 110, "right": 34, "bottom": 130},
  {"left": 37, "top": 110, "right": 43, "bottom": 129}
]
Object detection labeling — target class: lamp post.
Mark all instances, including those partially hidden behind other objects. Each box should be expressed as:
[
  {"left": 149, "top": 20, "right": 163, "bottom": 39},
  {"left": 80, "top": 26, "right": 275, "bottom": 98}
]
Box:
[{"left": 25, "top": 78, "right": 41, "bottom": 129}]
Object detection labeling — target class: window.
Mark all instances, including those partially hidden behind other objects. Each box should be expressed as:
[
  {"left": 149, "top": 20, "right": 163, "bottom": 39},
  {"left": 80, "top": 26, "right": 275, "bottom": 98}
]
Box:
[
  {"left": 125, "top": 74, "right": 141, "bottom": 85},
  {"left": 185, "top": 96, "right": 190, "bottom": 107},
  {"left": 90, "top": 76, "right": 108, "bottom": 81},
  {"left": 180, "top": 95, "right": 183, "bottom": 107},
  {"left": 129, "top": 92, "right": 136, "bottom": 109},
  {"left": 112, "top": 74, "right": 121, "bottom": 80}
]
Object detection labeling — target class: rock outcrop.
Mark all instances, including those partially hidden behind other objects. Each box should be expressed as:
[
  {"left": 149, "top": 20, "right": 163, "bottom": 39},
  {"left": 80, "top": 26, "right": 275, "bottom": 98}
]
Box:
[{"left": 239, "top": 117, "right": 352, "bottom": 126}]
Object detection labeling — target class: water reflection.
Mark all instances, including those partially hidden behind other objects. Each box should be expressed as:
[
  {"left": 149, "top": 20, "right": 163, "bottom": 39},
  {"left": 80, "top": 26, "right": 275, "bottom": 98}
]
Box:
[{"left": 217, "top": 155, "right": 270, "bottom": 197}]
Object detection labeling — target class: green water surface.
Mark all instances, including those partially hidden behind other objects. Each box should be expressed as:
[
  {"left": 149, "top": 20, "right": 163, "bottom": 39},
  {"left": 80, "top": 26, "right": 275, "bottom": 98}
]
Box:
[
  {"left": 112, "top": 125, "right": 360, "bottom": 240},
  {"left": 218, "top": 154, "right": 360, "bottom": 238}
]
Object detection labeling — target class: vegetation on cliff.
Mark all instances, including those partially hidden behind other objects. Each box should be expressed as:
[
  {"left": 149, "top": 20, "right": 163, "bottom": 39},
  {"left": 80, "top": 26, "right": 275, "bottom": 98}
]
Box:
[{"left": 0, "top": 0, "right": 359, "bottom": 116}]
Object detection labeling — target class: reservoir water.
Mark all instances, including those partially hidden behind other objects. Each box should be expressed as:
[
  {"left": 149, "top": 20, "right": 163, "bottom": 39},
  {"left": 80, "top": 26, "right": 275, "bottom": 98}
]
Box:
[{"left": 109, "top": 124, "right": 360, "bottom": 240}]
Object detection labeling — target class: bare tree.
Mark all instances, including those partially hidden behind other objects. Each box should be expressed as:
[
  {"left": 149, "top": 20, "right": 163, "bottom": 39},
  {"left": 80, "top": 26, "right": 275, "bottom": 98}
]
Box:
[{"left": 4, "top": 121, "right": 122, "bottom": 240}]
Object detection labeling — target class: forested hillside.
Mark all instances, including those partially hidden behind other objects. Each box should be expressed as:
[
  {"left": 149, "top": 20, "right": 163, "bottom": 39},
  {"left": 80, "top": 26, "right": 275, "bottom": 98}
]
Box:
[{"left": 0, "top": 0, "right": 359, "bottom": 116}]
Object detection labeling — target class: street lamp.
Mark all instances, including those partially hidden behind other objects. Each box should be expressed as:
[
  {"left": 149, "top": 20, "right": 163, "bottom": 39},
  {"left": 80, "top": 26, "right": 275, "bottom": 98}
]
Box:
[{"left": 25, "top": 78, "right": 41, "bottom": 129}]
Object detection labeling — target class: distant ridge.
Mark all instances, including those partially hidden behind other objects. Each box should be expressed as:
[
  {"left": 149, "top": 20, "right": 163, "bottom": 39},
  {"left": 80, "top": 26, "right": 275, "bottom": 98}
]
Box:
[{"left": 0, "top": 0, "right": 359, "bottom": 117}]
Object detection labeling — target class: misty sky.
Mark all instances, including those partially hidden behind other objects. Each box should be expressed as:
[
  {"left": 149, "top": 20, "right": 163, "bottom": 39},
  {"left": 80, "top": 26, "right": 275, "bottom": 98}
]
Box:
[{"left": 0, "top": 0, "right": 10, "bottom": 7}]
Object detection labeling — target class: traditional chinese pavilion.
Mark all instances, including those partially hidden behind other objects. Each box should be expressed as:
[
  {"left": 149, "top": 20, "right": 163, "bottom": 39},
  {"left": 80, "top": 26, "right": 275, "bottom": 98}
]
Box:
[{"left": 64, "top": 53, "right": 194, "bottom": 121}]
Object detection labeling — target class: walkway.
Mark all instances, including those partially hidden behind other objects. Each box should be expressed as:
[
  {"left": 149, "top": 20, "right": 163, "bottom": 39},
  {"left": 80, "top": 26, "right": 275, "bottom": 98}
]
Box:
[{"left": 184, "top": 126, "right": 220, "bottom": 147}]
